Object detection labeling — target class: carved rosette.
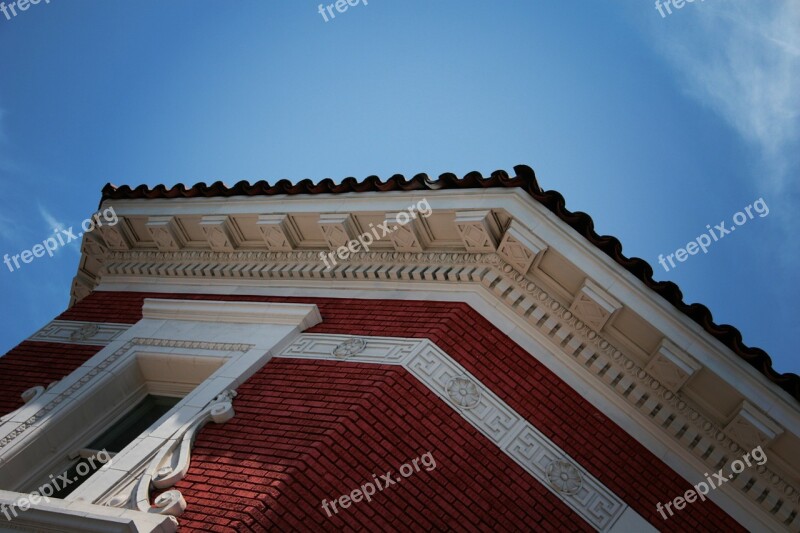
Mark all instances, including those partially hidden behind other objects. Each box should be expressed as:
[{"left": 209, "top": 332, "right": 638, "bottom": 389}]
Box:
[
  {"left": 546, "top": 460, "right": 583, "bottom": 496},
  {"left": 332, "top": 338, "right": 367, "bottom": 358},
  {"left": 70, "top": 323, "right": 99, "bottom": 342},
  {"left": 445, "top": 376, "right": 481, "bottom": 409}
]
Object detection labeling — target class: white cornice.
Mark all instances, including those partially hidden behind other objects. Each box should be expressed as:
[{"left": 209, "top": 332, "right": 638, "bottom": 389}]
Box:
[
  {"left": 141, "top": 299, "right": 322, "bottom": 329},
  {"left": 85, "top": 188, "right": 796, "bottom": 424}
]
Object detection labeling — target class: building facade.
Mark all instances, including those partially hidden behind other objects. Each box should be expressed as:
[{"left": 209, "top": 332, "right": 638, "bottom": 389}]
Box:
[{"left": 0, "top": 166, "right": 798, "bottom": 532}]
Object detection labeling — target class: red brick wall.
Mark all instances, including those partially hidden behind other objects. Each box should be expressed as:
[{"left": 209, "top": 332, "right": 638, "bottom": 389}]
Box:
[
  {"left": 0, "top": 342, "right": 102, "bottom": 415},
  {"left": 1, "top": 291, "right": 743, "bottom": 531},
  {"left": 174, "top": 358, "right": 593, "bottom": 532}
]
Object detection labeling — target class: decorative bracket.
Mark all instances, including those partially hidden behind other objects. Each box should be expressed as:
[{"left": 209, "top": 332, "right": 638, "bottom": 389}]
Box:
[
  {"left": 110, "top": 390, "right": 238, "bottom": 517},
  {"left": 569, "top": 279, "right": 621, "bottom": 332},
  {"left": 199, "top": 216, "right": 242, "bottom": 252},
  {"left": 319, "top": 213, "right": 358, "bottom": 251},
  {"left": 454, "top": 210, "right": 499, "bottom": 252},
  {"left": 724, "top": 401, "right": 783, "bottom": 451},
  {"left": 497, "top": 221, "right": 547, "bottom": 273},
  {"left": 0, "top": 381, "right": 59, "bottom": 423},
  {"left": 256, "top": 214, "right": 297, "bottom": 251},
  {"left": 145, "top": 217, "right": 187, "bottom": 252},
  {"left": 644, "top": 339, "right": 700, "bottom": 392}
]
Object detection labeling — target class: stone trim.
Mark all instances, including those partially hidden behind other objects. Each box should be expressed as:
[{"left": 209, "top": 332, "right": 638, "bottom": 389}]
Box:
[
  {"left": 89, "top": 249, "right": 800, "bottom": 530},
  {"left": 28, "top": 320, "right": 131, "bottom": 346},
  {"left": 276, "top": 333, "right": 653, "bottom": 532}
]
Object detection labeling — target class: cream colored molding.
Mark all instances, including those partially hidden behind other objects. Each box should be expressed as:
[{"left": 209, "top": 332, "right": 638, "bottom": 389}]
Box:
[
  {"left": 88, "top": 250, "right": 800, "bottom": 531},
  {"left": 81, "top": 231, "right": 108, "bottom": 258},
  {"left": 199, "top": 215, "right": 242, "bottom": 252},
  {"left": 145, "top": 216, "right": 186, "bottom": 252},
  {"left": 276, "top": 334, "right": 654, "bottom": 533},
  {"left": 95, "top": 222, "right": 132, "bottom": 252},
  {"left": 569, "top": 279, "right": 621, "bottom": 332},
  {"left": 644, "top": 339, "right": 700, "bottom": 393},
  {"left": 72, "top": 188, "right": 799, "bottom": 423},
  {"left": 724, "top": 402, "right": 783, "bottom": 451},
  {"left": 256, "top": 214, "right": 297, "bottom": 251},
  {"left": 497, "top": 220, "right": 547, "bottom": 273},
  {"left": 28, "top": 320, "right": 130, "bottom": 346},
  {"left": 141, "top": 299, "right": 322, "bottom": 329},
  {"left": 384, "top": 212, "right": 424, "bottom": 252},
  {"left": 319, "top": 213, "right": 358, "bottom": 250},
  {"left": 454, "top": 210, "right": 499, "bottom": 252}
]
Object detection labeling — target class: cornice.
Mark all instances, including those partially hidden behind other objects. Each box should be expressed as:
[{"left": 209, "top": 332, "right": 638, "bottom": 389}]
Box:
[{"left": 95, "top": 166, "right": 797, "bottom": 401}]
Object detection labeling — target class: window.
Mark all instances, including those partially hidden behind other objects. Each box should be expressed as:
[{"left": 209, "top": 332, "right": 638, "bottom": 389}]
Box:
[{"left": 43, "top": 395, "right": 181, "bottom": 499}]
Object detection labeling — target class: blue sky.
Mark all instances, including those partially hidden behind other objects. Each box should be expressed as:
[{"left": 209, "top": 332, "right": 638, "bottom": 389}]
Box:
[{"left": 0, "top": 1, "right": 797, "bottom": 376}]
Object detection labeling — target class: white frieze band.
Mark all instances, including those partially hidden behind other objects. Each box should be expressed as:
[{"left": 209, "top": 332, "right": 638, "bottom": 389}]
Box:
[{"left": 275, "top": 333, "right": 653, "bottom": 532}]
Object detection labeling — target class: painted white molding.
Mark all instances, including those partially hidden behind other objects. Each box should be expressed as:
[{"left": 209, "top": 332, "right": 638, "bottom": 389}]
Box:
[
  {"left": 28, "top": 320, "right": 130, "bottom": 346},
  {"left": 0, "top": 490, "right": 178, "bottom": 532},
  {"left": 108, "top": 390, "right": 239, "bottom": 518},
  {"left": 95, "top": 222, "right": 132, "bottom": 252},
  {"left": 93, "top": 278, "right": 793, "bottom": 532},
  {"left": 0, "top": 300, "right": 322, "bottom": 530},
  {"left": 319, "top": 213, "right": 358, "bottom": 251},
  {"left": 199, "top": 215, "right": 241, "bottom": 252},
  {"left": 276, "top": 333, "right": 655, "bottom": 532},
  {"left": 454, "top": 210, "right": 499, "bottom": 252},
  {"left": 145, "top": 217, "right": 186, "bottom": 252},
  {"left": 256, "top": 214, "right": 297, "bottom": 251},
  {"left": 496, "top": 220, "right": 547, "bottom": 273},
  {"left": 141, "top": 299, "right": 322, "bottom": 329},
  {"left": 724, "top": 402, "right": 783, "bottom": 451},
  {"left": 0, "top": 382, "right": 58, "bottom": 425},
  {"left": 384, "top": 212, "right": 424, "bottom": 252},
  {"left": 81, "top": 188, "right": 797, "bottom": 420},
  {"left": 644, "top": 339, "right": 700, "bottom": 393},
  {"left": 569, "top": 279, "right": 621, "bottom": 332}
]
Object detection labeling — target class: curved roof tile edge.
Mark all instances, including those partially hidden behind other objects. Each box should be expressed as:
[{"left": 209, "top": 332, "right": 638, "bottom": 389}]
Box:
[{"left": 100, "top": 164, "right": 799, "bottom": 401}]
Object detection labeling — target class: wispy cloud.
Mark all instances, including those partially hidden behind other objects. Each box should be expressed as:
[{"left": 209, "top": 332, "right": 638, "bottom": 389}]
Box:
[
  {"left": 652, "top": 0, "right": 800, "bottom": 190},
  {"left": 38, "top": 205, "right": 65, "bottom": 234},
  {"left": 37, "top": 205, "right": 79, "bottom": 256},
  {"left": 0, "top": 212, "right": 16, "bottom": 241}
]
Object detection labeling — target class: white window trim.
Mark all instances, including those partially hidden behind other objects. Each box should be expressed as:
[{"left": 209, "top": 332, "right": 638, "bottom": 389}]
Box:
[{"left": 0, "top": 299, "right": 321, "bottom": 531}]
